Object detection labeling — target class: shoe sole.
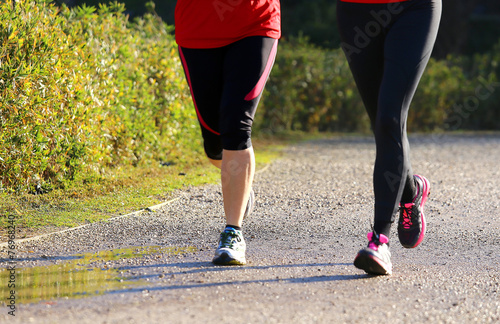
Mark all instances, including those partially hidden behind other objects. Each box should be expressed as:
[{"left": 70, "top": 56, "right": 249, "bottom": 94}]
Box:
[
  {"left": 212, "top": 252, "right": 246, "bottom": 266},
  {"left": 411, "top": 174, "right": 430, "bottom": 248},
  {"left": 354, "top": 251, "right": 392, "bottom": 275},
  {"left": 243, "top": 189, "right": 255, "bottom": 219}
]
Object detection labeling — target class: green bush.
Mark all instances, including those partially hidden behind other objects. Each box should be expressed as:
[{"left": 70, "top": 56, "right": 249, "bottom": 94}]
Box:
[
  {"left": 63, "top": 3, "right": 197, "bottom": 168},
  {"left": 257, "top": 38, "right": 369, "bottom": 134},
  {"left": 0, "top": 0, "right": 197, "bottom": 193},
  {"left": 409, "top": 58, "right": 468, "bottom": 132},
  {"left": 0, "top": 0, "right": 93, "bottom": 192},
  {"left": 453, "top": 40, "right": 500, "bottom": 130},
  {"left": 420, "top": 40, "right": 500, "bottom": 131},
  {"left": 257, "top": 37, "right": 492, "bottom": 135}
]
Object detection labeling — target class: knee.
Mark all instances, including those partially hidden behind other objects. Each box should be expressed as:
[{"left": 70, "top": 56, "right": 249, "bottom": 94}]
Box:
[
  {"left": 376, "top": 113, "right": 400, "bottom": 131},
  {"left": 374, "top": 112, "right": 404, "bottom": 139},
  {"left": 375, "top": 96, "right": 408, "bottom": 136}
]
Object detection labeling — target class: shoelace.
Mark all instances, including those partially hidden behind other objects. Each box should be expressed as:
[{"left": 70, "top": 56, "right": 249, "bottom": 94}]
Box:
[
  {"left": 400, "top": 203, "right": 415, "bottom": 229},
  {"left": 219, "top": 231, "right": 241, "bottom": 249}
]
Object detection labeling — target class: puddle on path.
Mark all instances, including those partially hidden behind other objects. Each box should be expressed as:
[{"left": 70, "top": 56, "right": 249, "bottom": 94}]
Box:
[{"left": 0, "top": 245, "right": 197, "bottom": 304}]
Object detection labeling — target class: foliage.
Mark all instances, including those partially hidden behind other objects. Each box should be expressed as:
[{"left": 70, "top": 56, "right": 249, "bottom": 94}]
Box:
[
  {"left": 1, "top": 0, "right": 93, "bottom": 192},
  {"left": 409, "top": 58, "right": 467, "bottom": 131},
  {"left": 61, "top": 1, "right": 197, "bottom": 168},
  {"left": 258, "top": 36, "right": 500, "bottom": 134},
  {"left": 448, "top": 40, "right": 500, "bottom": 130},
  {"left": 0, "top": 0, "right": 197, "bottom": 194},
  {"left": 257, "top": 38, "right": 368, "bottom": 134}
]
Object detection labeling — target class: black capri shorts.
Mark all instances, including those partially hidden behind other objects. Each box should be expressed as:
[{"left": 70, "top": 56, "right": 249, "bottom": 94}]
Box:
[{"left": 179, "top": 36, "right": 278, "bottom": 160}]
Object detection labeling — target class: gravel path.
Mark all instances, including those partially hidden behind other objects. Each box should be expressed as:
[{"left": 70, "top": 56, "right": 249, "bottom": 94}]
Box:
[{"left": 1, "top": 134, "right": 499, "bottom": 323}]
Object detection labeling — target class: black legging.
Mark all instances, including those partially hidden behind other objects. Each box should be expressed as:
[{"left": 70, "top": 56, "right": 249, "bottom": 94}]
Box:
[
  {"left": 337, "top": 0, "right": 441, "bottom": 237},
  {"left": 179, "top": 36, "right": 278, "bottom": 160}
]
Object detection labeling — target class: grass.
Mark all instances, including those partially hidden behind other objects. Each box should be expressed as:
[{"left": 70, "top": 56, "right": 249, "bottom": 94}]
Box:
[{"left": 0, "top": 137, "right": 289, "bottom": 242}]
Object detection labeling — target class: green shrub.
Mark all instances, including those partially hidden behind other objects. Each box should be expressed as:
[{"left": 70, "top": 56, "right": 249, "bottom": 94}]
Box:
[
  {"left": 409, "top": 58, "right": 468, "bottom": 132},
  {"left": 257, "top": 36, "right": 499, "bottom": 135},
  {"left": 0, "top": 0, "right": 93, "bottom": 192},
  {"left": 456, "top": 40, "right": 500, "bottom": 130},
  {"left": 0, "top": 0, "right": 197, "bottom": 193},
  {"left": 257, "top": 38, "right": 369, "bottom": 134},
  {"left": 258, "top": 38, "right": 468, "bottom": 134},
  {"left": 63, "top": 3, "right": 197, "bottom": 167},
  {"left": 423, "top": 41, "right": 500, "bottom": 131}
]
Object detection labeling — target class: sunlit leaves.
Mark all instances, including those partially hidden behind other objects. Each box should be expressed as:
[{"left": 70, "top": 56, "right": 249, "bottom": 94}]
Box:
[{"left": 0, "top": 0, "right": 195, "bottom": 193}]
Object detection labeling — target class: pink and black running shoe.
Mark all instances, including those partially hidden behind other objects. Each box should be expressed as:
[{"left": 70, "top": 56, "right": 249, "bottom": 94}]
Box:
[
  {"left": 398, "top": 175, "right": 430, "bottom": 248},
  {"left": 354, "top": 232, "right": 392, "bottom": 275}
]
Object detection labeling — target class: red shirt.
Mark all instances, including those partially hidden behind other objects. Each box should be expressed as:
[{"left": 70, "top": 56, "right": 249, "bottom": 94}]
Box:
[{"left": 175, "top": 0, "right": 281, "bottom": 49}]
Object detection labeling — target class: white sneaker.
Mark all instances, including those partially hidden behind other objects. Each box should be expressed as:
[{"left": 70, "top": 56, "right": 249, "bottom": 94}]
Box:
[
  {"left": 353, "top": 232, "right": 392, "bottom": 275},
  {"left": 212, "top": 228, "right": 246, "bottom": 265}
]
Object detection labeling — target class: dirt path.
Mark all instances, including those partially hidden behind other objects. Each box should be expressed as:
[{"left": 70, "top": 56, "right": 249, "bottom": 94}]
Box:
[{"left": 1, "top": 134, "right": 499, "bottom": 323}]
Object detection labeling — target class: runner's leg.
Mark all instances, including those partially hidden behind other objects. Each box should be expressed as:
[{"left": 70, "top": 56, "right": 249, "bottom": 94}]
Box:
[{"left": 219, "top": 36, "right": 278, "bottom": 227}]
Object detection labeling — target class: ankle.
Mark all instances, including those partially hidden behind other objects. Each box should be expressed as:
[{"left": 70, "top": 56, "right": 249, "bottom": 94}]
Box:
[{"left": 225, "top": 225, "right": 242, "bottom": 231}]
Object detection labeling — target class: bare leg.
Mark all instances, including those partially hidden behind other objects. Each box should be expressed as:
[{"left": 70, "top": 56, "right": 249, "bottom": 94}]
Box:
[{"left": 209, "top": 148, "right": 255, "bottom": 228}]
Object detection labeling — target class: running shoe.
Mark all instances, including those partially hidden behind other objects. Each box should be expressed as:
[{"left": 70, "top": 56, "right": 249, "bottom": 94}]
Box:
[
  {"left": 243, "top": 189, "right": 255, "bottom": 219},
  {"left": 398, "top": 175, "right": 430, "bottom": 248},
  {"left": 212, "top": 227, "right": 246, "bottom": 265},
  {"left": 354, "top": 232, "right": 392, "bottom": 275}
]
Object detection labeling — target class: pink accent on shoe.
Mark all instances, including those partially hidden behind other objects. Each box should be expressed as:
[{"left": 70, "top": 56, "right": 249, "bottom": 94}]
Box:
[
  {"left": 367, "top": 232, "right": 389, "bottom": 250},
  {"left": 401, "top": 202, "right": 415, "bottom": 229},
  {"left": 179, "top": 47, "right": 220, "bottom": 136},
  {"left": 413, "top": 175, "right": 430, "bottom": 247},
  {"left": 244, "top": 39, "right": 278, "bottom": 101}
]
